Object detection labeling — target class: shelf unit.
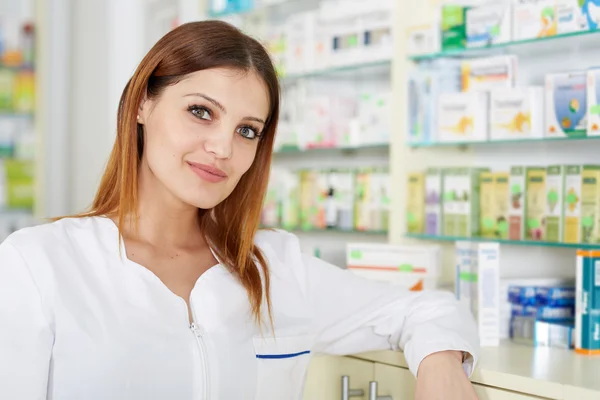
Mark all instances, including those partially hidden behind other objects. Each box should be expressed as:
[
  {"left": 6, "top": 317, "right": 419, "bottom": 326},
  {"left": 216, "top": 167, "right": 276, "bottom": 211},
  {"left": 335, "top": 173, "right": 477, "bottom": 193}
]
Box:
[
  {"left": 274, "top": 143, "right": 389, "bottom": 155},
  {"left": 408, "top": 135, "right": 600, "bottom": 149},
  {"left": 263, "top": 226, "right": 388, "bottom": 236},
  {"left": 409, "top": 29, "right": 600, "bottom": 62},
  {"left": 406, "top": 233, "right": 600, "bottom": 250}
]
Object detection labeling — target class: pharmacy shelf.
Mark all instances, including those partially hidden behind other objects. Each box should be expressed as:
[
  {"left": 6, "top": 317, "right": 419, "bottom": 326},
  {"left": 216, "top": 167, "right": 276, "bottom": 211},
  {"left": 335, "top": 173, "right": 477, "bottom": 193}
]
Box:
[
  {"left": 280, "top": 59, "right": 392, "bottom": 81},
  {"left": 409, "top": 29, "right": 600, "bottom": 62},
  {"left": 274, "top": 143, "right": 389, "bottom": 155},
  {"left": 408, "top": 135, "right": 600, "bottom": 149},
  {"left": 262, "top": 226, "right": 388, "bottom": 235},
  {"left": 0, "top": 111, "right": 34, "bottom": 119},
  {"left": 406, "top": 233, "right": 600, "bottom": 250}
]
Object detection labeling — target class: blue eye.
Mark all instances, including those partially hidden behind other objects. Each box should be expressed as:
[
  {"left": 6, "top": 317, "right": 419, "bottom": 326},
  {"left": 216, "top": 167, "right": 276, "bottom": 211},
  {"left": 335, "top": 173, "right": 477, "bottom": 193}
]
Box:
[
  {"left": 188, "top": 105, "right": 212, "bottom": 121},
  {"left": 237, "top": 125, "right": 259, "bottom": 140}
]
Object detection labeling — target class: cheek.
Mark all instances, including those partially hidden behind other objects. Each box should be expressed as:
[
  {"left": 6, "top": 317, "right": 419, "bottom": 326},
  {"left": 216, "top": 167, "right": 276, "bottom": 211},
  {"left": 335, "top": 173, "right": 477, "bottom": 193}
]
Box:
[{"left": 233, "top": 142, "right": 259, "bottom": 175}]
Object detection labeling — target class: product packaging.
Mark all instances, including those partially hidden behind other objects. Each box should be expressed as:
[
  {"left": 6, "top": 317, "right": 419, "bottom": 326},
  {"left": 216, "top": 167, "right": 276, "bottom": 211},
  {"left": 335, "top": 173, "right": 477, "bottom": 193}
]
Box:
[
  {"left": 557, "top": 0, "right": 589, "bottom": 34},
  {"left": 440, "top": 4, "right": 469, "bottom": 51},
  {"left": 489, "top": 87, "right": 544, "bottom": 140},
  {"left": 563, "top": 165, "right": 583, "bottom": 243},
  {"left": 299, "top": 170, "right": 327, "bottom": 230},
  {"left": 581, "top": 165, "right": 600, "bottom": 244},
  {"left": 4, "top": 158, "right": 34, "bottom": 210},
  {"left": 479, "top": 172, "right": 496, "bottom": 238},
  {"left": 512, "top": 0, "right": 558, "bottom": 40},
  {"left": 347, "top": 242, "right": 441, "bottom": 291},
  {"left": 455, "top": 241, "right": 501, "bottom": 347},
  {"left": 575, "top": 250, "right": 600, "bottom": 355},
  {"left": 425, "top": 168, "right": 443, "bottom": 235},
  {"left": 508, "top": 166, "right": 527, "bottom": 240},
  {"left": 437, "top": 92, "right": 489, "bottom": 143},
  {"left": 461, "top": 55, "right": 518, "bottom": 92},
  {"left": 406, "top": 24, "right": 440, "bottom": 56},
  {"left": 466, "top": 3, "right": 513, "bottom": 48},
  {"left": 327, "top": 169, "right": 355, "bottom": 231},
  {"left": 443, "top": 167, "right": 490, "bottom": 237},
  {"left": 545, "top": 165, "right": 566, "bottom": 242},
  {"left": 511, "top": 317, "right": 575, "bottom": 349},
  {"left": 545, "top": 71, "right": 588, "bottom": 138},
  {"left": 525, "top": 167, "right": 547, "bottom": 241},
  {"left": 407, "top": 172, "right": 424, "bottom": 234},
  {"left": 587, "top": 67, "right": 600, "bottom": 137}
]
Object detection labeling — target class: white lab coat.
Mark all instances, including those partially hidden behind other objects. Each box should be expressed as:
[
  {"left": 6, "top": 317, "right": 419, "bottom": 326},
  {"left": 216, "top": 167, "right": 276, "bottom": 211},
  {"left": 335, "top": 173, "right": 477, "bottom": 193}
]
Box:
[{"left": 0, "top": 216, "right": 479, "bottom": 400}]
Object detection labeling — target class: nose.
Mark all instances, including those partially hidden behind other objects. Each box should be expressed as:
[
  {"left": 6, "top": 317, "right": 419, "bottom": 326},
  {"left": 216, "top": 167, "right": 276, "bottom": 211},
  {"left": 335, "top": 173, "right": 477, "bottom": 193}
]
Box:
[{"left": 204, "top": 127, "right": 233, "bottom": 159}]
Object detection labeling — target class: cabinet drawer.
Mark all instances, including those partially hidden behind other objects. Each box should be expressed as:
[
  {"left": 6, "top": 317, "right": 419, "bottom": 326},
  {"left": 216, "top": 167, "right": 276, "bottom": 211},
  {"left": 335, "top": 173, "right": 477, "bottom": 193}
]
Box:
[
  {"left": 303, "top": 356, "right": 374, "bottom": 400},
  {"left": 473, "top": 384, "right": 549, "bottom": 400},
  {"left": 374, "top": 363, "right": 416, "bottom": 400}
]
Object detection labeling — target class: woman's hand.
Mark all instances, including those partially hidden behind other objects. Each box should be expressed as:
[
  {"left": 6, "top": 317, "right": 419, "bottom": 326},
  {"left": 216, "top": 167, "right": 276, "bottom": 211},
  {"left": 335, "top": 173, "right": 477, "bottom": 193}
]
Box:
[{"left": 415, "top": 351, "right": 478, "bottom": 400}]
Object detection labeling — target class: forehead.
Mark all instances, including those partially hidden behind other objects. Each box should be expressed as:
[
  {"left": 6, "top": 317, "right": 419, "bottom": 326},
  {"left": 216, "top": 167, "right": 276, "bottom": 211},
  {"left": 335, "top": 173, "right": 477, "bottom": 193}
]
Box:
[{"left": 169, "top": 68, "right": 270, "bottom": 120}]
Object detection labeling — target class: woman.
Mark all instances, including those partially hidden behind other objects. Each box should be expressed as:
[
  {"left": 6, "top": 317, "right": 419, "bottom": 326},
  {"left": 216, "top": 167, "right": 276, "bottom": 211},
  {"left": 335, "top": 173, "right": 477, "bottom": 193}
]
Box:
[{"left": 0, "top": 21, "right": 479, "bottom": 399}]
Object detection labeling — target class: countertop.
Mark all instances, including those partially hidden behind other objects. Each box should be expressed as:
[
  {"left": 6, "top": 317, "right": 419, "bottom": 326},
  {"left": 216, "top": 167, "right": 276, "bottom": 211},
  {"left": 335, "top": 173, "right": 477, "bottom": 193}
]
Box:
[{"left": 351, "top": 341, "right": 600, "bottom": 399}]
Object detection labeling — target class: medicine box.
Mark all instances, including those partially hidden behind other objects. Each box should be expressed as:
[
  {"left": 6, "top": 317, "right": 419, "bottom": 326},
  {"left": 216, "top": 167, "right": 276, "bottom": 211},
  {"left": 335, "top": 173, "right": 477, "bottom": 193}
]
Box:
[
  {"left": 407, "top": 24, "right": 440, "bottom": 56},
  {"left": 495, "top": 172, "right": 510, "bottom": 240},
  {"left": 563, "top": 165, "right": 583, "bottom": 243},
  {"left": 512, "top": 0, "right": 558, "bottom": 41},
  {"left": 575, "top": 250, "right": 600, "bottom": 355},
  {"left": 4, "top": 159, "right": 34, "bottom": 210},
  {"left": 346, "top": 243, "right": 441, "bottom": 291},
  {"left": 479, "top": 172, "right": 496, "bottom": 238},
  {"left": 440, "top": 4, "right": 469, "bottom": 51},
  {"left": 545, "top": 71, "right": 588, "bottom": 138},
  {"left": 525, "top": 167, "right": 547, "bottom": 241},
  {"left": 508, "top": 166, "right": 526, "bottom": 240},
  {"left": 557, "top": 0, "right": 589, "bottom": 34},
  {"left": 587, "top": 68, "right": 600, "bottom": 137},
  {"left": 299, "top": 170, "right": 327, "bottom": 230},
  {"left": 582, "top": 0, "right": 600, "bottom": 30},
  {"left": 466, "top": 3, "right": 512, "bottom": 48},
  {"left": 455, "top": 241, "right": 501, "bottom": 347},
  {"left": 437, "top": 92, "right": 489, "bottom": 143},
  {"left": 580, "top": 165, "right": 600, "bottom": 244},
  {"left": 327, "top": 169, "right": 355, "bottom": 231},
  {"left": 408, "top": 60, "right": 462, "bottom": 145},
  {"left": 545, "top": 165, "right": 566, "bottom": 242},
  {"left": 489, "top": 87, "right": 544, "bottom": 140},
  {"left": 442, "top": 167, "right": 490, "bottom": 237},
  {"left": 406, "top": 172, "right": 425, "bottom": 234},
  {"left": 425, "top": 168, "right": 443, "bottom": 236},
  {"left": 461, "top": 55, "right": 518, "bottom": 92}
]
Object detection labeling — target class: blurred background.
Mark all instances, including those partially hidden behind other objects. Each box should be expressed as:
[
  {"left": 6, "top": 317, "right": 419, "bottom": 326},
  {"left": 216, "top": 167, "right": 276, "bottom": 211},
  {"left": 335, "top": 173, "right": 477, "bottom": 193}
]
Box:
[{"left": 2, "top": 0, "right": 600, "bottom": 397}]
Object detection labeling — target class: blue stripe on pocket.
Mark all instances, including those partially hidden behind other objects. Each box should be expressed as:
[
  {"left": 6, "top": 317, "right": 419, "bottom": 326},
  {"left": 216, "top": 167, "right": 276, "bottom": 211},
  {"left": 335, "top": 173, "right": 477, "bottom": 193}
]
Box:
[{"left": 256, "top": 350, "right": 311, "bottom": 359}]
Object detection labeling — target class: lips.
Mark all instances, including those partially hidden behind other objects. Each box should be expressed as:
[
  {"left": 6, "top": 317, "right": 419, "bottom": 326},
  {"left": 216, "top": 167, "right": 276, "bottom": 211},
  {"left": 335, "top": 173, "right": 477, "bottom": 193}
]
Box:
[{"left": 187, "top": 162, "right": 228, "bottom": 183}]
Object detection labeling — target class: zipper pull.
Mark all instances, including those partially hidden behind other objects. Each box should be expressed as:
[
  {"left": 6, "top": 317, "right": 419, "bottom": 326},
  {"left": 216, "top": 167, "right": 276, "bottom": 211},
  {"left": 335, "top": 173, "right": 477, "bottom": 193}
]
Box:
[{"left": 190, "top": 322, "right": 205, "bottom": 337}]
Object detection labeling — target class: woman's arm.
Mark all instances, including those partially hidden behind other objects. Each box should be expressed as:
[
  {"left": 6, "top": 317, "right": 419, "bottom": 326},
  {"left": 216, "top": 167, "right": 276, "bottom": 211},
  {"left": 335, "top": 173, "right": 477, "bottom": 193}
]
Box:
[
  {"left": 301, "top": 254, "right": 479, "bottom": 379},
  {"left": 0, "top": 240, "right": 54, "bottom": 399}
]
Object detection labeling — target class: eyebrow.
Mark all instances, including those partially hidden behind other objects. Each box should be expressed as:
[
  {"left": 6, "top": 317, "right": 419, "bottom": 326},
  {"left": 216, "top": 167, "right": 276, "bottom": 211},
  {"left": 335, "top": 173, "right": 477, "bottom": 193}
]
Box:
[{"left": 184, "top": 92, "right": 266, "bottom": 125}]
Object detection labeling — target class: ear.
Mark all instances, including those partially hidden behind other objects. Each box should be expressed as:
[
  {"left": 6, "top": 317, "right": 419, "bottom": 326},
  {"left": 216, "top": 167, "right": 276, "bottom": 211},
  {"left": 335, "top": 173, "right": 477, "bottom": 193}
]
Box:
[{"left": 137, "top": 95, "right": 149, "bottom": 124}]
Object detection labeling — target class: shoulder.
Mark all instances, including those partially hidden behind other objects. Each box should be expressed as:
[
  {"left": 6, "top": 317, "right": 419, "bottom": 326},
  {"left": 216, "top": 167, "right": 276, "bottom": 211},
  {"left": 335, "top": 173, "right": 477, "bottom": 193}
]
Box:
[
  {"left": 254, "top": 228, "right": 303, "bottom": 263},
  {"left": 254, "top": 228, "right": 314, "bottom": 280},
  {"left": 3, "top": 216, "right": 114, "bottom": 255}
]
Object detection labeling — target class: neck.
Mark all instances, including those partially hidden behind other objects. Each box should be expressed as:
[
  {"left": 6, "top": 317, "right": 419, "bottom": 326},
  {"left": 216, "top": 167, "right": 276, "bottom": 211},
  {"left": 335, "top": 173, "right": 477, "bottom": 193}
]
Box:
[{"left": 122, "top": 163, "right": 205, "bottom": 248}]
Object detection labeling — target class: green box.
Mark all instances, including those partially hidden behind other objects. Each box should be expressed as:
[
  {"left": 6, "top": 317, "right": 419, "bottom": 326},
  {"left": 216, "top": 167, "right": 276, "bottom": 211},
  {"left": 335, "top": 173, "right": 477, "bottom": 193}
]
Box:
[
  {"left": 545, "top": 165, "right": 566, "bottom": 243},
  {"left": 525, "top": 167, "right": 547, "bottom": 241},
  {"left": 441, "top": 5, "right": 469, "bottom": 51},
  {"left": 4, "top": 159, "right": 35, "bottom": 210},
  {"left": 442, "top": 167, "right": 489, "bottom": 237}
]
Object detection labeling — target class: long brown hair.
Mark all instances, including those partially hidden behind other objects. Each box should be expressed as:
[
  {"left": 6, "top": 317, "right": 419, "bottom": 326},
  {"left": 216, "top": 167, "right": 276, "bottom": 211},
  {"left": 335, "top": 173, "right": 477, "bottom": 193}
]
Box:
[{"left": 71, "top": 21, "right": 279, "bottom": 326}]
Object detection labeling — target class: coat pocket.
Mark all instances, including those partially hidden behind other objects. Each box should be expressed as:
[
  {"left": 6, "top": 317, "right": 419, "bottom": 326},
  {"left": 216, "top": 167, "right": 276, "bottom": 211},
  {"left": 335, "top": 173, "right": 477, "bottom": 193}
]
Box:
[{"left": 253, "top": 335, "right": 314, "bottom": 400}]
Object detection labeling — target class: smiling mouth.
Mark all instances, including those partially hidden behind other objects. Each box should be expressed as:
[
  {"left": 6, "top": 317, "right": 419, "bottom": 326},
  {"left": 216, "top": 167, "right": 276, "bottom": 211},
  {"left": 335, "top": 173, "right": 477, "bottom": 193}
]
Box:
[{"left": 187, "top": 162, "right": 228, "bottom": 183}]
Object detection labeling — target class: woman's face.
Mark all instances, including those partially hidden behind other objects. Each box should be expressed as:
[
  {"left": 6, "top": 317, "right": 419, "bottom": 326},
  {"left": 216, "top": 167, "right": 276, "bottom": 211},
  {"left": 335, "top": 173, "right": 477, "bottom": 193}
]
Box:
[{"left": 138, "top": 68, "right": 270, "bottom": 210}]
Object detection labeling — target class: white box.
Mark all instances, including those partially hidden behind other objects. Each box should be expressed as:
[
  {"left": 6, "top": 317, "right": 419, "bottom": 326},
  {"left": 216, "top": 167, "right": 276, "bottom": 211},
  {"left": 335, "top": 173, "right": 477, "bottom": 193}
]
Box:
[
  {"left": 489, "top": 87, "right": 544, "bottom": 140},
  {"left": 557, "top": 0, "right": 589, "bottom": 34},
  {"left": 587, "top": 68, "right": 600, "bottom": 137},
  {"left": 455, "top": 241, "right": 500, "bottom": 347},
  {"left": 346, "top": 243, "right": 441, "bottom": 291},
  {"left": 466, "top": 3, "right": 513, "bottom": 48},
  {"left": 407, "top": 24, "right": 440, "bottom": 56},
  {"left": 512, "top": 0, "right": 558, "bottom": 41},
  {"left": 438, "top": 92, "right": 489, "bottom": 143},
  {"left": 461, "top": 55, "right": 518, "bottom": 92},
  {"left": 545, "top": 71, "right": 588, "bottom": 138}
]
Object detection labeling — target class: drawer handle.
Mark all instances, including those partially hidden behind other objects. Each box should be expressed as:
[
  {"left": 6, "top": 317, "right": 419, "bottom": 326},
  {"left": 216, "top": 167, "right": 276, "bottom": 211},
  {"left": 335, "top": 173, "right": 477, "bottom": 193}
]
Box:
[
  {"left": 342, "top": 376, "right": 365, "bottom": 400},
  {"left": 369, "top": 381, "right": 393, "bottom": 400}
]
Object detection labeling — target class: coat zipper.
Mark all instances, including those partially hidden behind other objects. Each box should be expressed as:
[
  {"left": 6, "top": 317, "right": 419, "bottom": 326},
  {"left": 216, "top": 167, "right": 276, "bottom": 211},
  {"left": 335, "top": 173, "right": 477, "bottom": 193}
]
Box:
[{"left": 190, "top": 321, "right": 210, "bottom": 400}]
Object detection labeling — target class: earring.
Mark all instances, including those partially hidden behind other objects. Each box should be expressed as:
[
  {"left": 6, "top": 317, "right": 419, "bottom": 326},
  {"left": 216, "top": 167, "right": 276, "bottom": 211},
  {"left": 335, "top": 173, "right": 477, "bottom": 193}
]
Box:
[{"left": 137, "top": 115, "right": 140, "bottom": 120}]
